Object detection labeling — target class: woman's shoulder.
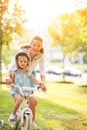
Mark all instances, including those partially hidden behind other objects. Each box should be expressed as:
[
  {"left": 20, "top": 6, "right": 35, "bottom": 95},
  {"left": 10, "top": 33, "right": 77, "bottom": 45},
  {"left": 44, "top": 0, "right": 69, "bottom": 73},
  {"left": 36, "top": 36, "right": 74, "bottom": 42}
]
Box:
[
  {"left": 33, "top": 53, "right": 44, "bottom": 62},
  {"left": 37, "top": 52, "right": 44, "bottom": 58},
  {"left": 27, "top": 70, "right": 31, "bottom": 76}
]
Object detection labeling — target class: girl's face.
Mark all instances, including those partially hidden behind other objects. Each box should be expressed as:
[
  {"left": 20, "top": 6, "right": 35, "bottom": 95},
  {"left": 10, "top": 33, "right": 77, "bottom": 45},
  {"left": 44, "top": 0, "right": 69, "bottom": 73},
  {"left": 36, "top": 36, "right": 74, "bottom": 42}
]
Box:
[
  {"left": 17, "top": 56, "right": 28, "bottom": 69},
  {"left": 30, "top": 40, "right": 42, "bottom": 55}
]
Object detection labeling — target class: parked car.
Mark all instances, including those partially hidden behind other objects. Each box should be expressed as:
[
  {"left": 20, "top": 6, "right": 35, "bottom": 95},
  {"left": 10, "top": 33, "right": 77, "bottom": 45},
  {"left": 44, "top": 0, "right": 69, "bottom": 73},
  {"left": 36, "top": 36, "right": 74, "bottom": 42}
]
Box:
[
  {"left": 45, "top": 66, "right": 63, "bottom": 75},
  {"left": 35, "top": 65, "right": 82, "bottom": 77},
  {"left": 64, "top": 67, "right": 82, "bottom": 77}
]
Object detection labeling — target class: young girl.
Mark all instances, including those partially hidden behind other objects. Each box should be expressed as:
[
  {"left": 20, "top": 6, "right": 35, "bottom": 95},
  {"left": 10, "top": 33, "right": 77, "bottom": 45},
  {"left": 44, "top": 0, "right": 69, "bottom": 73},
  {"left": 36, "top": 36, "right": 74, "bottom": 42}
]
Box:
[{"left": 9, "top": 51, "right": 46, "bottom": 126}]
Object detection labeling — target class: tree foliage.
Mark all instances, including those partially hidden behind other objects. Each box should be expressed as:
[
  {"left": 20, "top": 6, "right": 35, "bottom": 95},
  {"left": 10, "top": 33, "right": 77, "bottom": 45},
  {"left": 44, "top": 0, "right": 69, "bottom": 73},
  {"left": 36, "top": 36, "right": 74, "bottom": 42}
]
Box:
[
  {"left": 48, "top": 8, "right": 87, "bottom": 57},
  {"left": 48, "top": 7, "right": 87, "bottom": 82},
  {"left": 0, "top": 0, "right": 27, "bottom": 82},
  {"left": 0, "top": 0, "right": 27, "bottom": 45}
]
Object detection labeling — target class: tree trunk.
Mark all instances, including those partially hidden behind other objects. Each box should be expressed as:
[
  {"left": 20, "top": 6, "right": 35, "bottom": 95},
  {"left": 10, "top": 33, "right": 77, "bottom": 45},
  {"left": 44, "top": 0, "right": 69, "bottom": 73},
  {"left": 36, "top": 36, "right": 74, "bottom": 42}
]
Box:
[
  {"left": 62, "top": 54, "right": 65, "bottom": 82},
  {"left": 0, "top": 43, "right": 2, "bottom": 84}
]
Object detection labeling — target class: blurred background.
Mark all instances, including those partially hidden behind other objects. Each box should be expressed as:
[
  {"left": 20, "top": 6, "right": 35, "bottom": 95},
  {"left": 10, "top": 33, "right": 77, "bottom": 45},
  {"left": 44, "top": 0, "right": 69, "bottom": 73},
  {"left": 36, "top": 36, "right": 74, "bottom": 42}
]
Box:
[{"left": 0, "top": 0, "right": 87, "bottom": 83}]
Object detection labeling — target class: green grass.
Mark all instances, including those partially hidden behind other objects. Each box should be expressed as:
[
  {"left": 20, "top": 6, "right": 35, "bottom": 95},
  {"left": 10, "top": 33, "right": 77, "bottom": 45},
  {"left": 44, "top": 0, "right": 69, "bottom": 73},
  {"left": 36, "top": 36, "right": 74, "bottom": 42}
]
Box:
[{"left": 0, "top": 80, "right": 87, "bottom": 130}]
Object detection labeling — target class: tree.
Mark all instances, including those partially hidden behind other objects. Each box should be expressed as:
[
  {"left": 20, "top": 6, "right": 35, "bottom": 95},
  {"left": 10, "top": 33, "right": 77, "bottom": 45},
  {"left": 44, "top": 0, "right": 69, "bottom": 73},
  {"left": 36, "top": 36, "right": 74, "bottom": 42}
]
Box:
[
  {"left": 48, "top": 13, "right": 77, "bottom": 81},
  {"left": 0, "top": 0, "right": 27, "bottom": 83},
  {"left": 48, "top": 8, "right": 87, "bottom": 81}
]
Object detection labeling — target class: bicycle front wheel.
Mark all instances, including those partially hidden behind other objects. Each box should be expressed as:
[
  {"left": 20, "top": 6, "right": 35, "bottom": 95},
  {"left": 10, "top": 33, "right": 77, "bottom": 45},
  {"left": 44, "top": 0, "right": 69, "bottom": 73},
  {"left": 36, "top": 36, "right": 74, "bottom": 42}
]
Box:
[{"left": 23, "top": 114, "right": 31, "bottom": 130}]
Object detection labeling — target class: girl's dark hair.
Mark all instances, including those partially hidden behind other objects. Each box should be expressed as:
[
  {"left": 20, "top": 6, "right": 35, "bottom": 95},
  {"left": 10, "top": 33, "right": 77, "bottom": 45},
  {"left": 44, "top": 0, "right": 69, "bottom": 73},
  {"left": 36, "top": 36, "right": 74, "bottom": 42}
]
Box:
[{"left": 15, "top": 51, "right": 30, "bottom": 62}]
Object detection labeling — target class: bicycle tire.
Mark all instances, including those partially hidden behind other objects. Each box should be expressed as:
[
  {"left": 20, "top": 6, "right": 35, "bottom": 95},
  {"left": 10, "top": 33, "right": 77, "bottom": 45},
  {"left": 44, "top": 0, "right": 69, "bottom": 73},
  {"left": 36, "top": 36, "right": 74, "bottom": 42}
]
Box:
[
  {"left": 14, "top": 120, "right": 20, "bottom": 130},
  {"left": 22, "top": 114, "right": 30, "bottom": 130}
]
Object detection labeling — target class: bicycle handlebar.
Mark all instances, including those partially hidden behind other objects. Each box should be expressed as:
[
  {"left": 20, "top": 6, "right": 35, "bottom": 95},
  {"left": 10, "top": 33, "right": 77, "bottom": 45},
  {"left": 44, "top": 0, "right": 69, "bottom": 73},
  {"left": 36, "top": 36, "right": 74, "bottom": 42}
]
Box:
[{"left": 10, "top": 84, "right": 38, "bottom": 97}]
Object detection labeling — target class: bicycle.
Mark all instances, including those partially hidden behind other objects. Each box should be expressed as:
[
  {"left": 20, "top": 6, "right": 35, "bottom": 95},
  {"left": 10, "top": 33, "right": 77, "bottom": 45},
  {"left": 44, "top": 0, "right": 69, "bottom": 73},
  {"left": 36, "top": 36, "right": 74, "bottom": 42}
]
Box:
[
  {"left": 9, "top": 85, "right": 39, "bottom": 130},
  {"left": 0, "top": 120, "right": 4, "bottom": 128}
]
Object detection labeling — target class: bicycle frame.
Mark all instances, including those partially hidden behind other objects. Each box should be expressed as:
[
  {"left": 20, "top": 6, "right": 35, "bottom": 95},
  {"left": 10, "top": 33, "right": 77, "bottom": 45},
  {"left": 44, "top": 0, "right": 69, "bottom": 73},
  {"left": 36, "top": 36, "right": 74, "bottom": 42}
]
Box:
[
  {"left": 19, "top": 95, "right": 32, "bottom": 130},
  {"left": 9, "top": 85, "right": 37, "bottom": 130}
]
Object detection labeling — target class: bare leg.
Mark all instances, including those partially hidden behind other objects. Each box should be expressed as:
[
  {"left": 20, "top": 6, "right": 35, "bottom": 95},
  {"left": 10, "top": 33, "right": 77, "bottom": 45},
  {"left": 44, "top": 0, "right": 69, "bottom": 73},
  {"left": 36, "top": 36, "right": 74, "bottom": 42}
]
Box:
[
  {"left": 12, "top": 94, "right": 23, "bottom": 114},
  {"left": 29, "top": 96, "right": 38, "bottom": 122}
]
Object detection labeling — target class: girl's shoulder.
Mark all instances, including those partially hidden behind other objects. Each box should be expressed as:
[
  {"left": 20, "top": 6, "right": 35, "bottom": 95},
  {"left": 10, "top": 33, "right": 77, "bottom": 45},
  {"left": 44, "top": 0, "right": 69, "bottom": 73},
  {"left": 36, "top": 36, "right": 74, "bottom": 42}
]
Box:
[{"left": 14, "top": 69, "right": 18, "bottom": 73}]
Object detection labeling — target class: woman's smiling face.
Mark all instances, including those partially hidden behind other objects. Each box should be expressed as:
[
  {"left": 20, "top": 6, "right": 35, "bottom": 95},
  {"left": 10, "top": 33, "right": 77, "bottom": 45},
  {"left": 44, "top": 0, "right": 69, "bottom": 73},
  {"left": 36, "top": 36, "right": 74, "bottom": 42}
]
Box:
[{"left": 30, "top": 39, "right": 42, "bottom": 55}]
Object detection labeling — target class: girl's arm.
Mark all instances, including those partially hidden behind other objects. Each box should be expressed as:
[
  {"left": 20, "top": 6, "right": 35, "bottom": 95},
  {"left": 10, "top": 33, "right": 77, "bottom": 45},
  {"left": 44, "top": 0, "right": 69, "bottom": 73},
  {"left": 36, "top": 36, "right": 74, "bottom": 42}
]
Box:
[
  {"left": 29, "top": 74, "right": 47, "bottom": 92},
  {"left": 29, "top": 74, "right": 41, "bottom": 85}
]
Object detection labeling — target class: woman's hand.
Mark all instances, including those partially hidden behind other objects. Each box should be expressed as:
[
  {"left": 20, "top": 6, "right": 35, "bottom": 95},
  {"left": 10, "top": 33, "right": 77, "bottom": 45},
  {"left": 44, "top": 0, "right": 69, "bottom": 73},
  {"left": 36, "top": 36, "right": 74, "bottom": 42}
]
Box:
[
  {"left": 20, "top": 45, "right": 30, "bottom": 49},
  {"left": 5, "top": 77, "right": 13, "bottom": 85},
  {"left": 39, "top": 82, "right": 47, "bottom": 92}
]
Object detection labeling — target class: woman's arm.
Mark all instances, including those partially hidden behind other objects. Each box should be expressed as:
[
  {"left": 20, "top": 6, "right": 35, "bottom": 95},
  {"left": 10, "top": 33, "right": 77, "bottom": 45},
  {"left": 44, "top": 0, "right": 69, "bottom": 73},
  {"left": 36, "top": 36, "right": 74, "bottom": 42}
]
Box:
[
  {"left": 7, "top": 58, "right": 17, "bottom": 74},
  {"left": 28, "top": 52, "right": 45, "bottom": 81},
  {"left": 6, "top": 58, "right": 16, "bottom": 85},
  {"left": 39, "top": 55, "right": 45, "bottom": 81},
  {"left": 40, "top": 75, "right": 45, "bottom": 82},
  {"left": 6, "top": 70, "right": 15, "bottom": 85},
  {"left": 20, "top": 44, "right": 30, "bottom": 49}
]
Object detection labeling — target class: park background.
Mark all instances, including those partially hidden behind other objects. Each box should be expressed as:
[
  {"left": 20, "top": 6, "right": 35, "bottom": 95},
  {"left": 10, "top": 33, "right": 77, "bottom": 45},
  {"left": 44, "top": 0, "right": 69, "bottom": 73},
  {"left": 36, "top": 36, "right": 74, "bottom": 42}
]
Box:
[{"left": 1, "top": 0, "right": 87, "bottom": 130}]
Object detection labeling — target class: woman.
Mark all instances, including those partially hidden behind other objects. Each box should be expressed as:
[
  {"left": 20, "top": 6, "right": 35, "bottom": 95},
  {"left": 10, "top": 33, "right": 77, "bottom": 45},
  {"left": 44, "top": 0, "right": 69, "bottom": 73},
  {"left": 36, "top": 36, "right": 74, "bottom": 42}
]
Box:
[
  {"left": 6, "top": 36, "right": 45, "bottom": 126},
  {"left": 6, "top": 36, "right": 45, "bottom": 83}
]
